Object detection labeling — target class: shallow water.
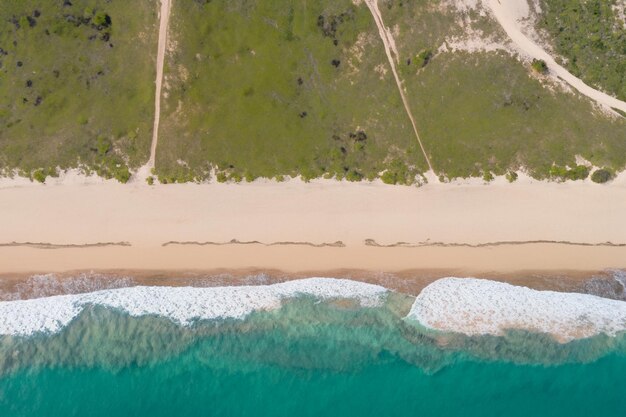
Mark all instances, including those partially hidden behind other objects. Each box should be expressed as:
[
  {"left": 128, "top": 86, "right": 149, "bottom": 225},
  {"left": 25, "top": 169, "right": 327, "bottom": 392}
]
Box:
[{"left": 1, "top": 281, "right": 625, "bottom": 416}]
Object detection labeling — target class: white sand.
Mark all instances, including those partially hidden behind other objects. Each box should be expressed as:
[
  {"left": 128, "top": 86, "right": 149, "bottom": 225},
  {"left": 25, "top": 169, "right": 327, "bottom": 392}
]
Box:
[{"left": 1, "top": 174, "right": 626, "bottom": 273}]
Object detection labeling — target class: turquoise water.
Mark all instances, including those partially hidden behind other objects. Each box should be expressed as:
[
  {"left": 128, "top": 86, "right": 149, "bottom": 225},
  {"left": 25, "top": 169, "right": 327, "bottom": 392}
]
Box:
[{"left": 1, "top": 296, "right": 625, "bottom": 416}]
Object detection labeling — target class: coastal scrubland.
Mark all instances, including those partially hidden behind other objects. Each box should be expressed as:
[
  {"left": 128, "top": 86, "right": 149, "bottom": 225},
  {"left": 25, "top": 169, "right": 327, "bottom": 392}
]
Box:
[
  {"left": 0, "top": 0, "right": 625, "bottom": 183},
  {"left": 156, "top": 0, "right": 427, "bottom": 184},
  {"left": 537, "top": 0, "right": 626, "bottom": 102},
  {"left": 157, "top": 0, "right": 626, "bottom": 183},
  {"left": 0, "top": 0, "right": 157, "bottom": 182}
]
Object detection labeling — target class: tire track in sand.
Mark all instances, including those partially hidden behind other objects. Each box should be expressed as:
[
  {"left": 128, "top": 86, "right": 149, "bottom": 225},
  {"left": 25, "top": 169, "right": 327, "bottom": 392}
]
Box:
[{"left": 141, "top": 0, "right": 171, "bottom": 178}]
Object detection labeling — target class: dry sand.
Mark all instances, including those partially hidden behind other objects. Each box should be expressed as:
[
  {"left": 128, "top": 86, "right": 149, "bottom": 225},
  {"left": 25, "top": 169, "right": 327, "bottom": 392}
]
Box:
[{"left": 1, "top": 173, "right": 626, "bottom": 279}]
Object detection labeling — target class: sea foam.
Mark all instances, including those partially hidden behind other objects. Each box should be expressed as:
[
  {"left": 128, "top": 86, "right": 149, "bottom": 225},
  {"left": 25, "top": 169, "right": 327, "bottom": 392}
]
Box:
[
  {"left": 408, "top": 278, "right": 626, "bottom": 342},
  {"left": 0, "top": 278, "right": 387, "bottom": 336}
]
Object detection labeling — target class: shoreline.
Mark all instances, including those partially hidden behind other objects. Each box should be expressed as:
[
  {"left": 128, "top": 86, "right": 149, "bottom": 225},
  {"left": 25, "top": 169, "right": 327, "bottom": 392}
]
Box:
[{"left": 0, "top": 251, "right": 624, "bottom": 301}]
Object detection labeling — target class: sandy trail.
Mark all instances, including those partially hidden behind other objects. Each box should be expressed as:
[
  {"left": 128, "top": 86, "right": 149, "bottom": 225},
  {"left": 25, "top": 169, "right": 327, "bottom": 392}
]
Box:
[
  {"left": 139, "top": 0, "right": 171, "bottom": 179},
  {"left": 485, "top": 0, "right": 626, "bottom": 114},
  {"left": 364, "top": 0, "right": 435, "bottom": 174}
]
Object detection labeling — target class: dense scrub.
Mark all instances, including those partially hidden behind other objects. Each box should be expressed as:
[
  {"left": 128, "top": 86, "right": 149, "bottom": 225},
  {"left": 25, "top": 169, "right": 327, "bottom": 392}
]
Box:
[{"left": 538, "top": 0, "right": 626, "bottom": 101}]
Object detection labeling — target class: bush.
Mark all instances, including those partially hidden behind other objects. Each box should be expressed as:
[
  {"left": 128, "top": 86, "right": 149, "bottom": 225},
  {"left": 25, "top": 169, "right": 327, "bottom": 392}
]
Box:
[
  {"left": 345, "top": 170, "right": 363, "bottom": 182},
  {"left": 591, "top": 168, "right": 613, "bottom": 184},
  {"left": 531, "top": 59, "right": 548, "bottom": 74},
  {"left": 505, "top": 171, "right": 518, "bottom": 182},
  {"left": 112, "top": 165, "right": 130, "bottom": 183},
  {"left": 93, "top": 11, "right": 111, "bottom": 27},
  {"left": 216, "top": 172, "right": 228, "bottom": 183},
  {"left": 146, "top": 176, "right": 154, "bottom": 185},
  {"left": 482, "top": 171, "right": 494, "bottom": 182},
  {"left": 416, "top": 49, "right": 433, "bottom": 68},
  {"left": 566, "top": 165, "right": 589, "bottom": 180},
  {"left": 549, "top": 164, "right": 589, "bottom": 181},
  {"left": 229, "top": 172, "right": 242, "bottom": 183},
  {"left": 381, "top": 170, "right": 397, "bottom": 185},
  {"left": 380, "top": 159, "right": 415, "bottom": 185},
  {"left": 96, "top": 136, "right": 111, "bottom": 156},
  {"left": 32, "top": 169, "right": 47, "bottom": 183}
]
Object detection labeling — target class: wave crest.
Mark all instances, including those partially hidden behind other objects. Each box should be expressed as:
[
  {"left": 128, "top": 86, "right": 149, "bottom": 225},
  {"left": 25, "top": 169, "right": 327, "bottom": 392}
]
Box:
[
  {"left": 408, "top": 278, "right": 626, "bottom": 342},
  {"left": 0, "top": 278, "right": 387, "bottom": 336}
]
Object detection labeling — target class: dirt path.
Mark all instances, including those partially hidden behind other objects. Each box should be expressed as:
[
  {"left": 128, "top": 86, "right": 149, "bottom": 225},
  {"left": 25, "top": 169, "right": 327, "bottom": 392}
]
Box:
[
  {"left": 144, "top": 0, "right": 171, "bottom": 176},
  {"left": 486, "top": 0, "right": 626, "bottom": 114},
  {"left": 363, "top": 0, "right": 435, "bottom": 174}
]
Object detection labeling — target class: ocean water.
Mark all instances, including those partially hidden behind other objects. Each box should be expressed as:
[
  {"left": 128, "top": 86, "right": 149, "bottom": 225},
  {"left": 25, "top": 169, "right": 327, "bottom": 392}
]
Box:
[{"left": 0, "top": 278, "right": 625, "bottom": 416}]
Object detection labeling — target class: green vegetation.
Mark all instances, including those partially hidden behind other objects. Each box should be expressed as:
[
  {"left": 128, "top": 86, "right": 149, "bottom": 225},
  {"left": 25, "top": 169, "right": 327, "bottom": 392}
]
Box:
[
  {"left": 1, "top": 0, "right": 625, "bottom": 184},
  {"left": 157, "top": 0, "right": 426, "bottom": 184},
  {"left": 538, "top": 0, "right": 626, "bottom": 100},
  {"left": 505, "top": 171, "right": 518, "bottom": 183},
  {"left": 415, "top": 49, "right": 433, "bottom": 68},
  {"left": 531, "top": 59, "right": 548, "bottom": 74},
  {"left": 380, "top": 159, "right": 421, "bottom": 185},
  {"left": 591, "top": 168, "right": 613, "bottom": 184},
  {"left": 0, "top": 0, "right": 157, "bottom": 181},
  {"left": 549, "top": 164, "right": 589, "bottom": 181},
  {"left": 401, "top": 50, "right": 626, "bottom": 179}
]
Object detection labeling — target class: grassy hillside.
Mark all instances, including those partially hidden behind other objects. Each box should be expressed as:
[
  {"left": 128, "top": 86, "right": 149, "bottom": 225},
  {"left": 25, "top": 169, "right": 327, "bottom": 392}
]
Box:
[
  {"left": 157, "top": 0, "right": 625, "bottom": 183},
  {"left": 0, "top": 0, "right": 158, "bottom": 182},
  {"left": 156, "top": 0, "right": 427, "bottom": 184},
  {"left": 1, "top": 0, "right": 624, "bottom": 184}
]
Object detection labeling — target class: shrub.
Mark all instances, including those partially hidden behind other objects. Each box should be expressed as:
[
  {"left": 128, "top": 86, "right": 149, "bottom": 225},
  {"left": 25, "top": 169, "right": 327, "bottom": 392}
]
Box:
[
  {"left": 381, "top": 159, "right": 415, "bottom": 185},
  {"left": 565, "top": 165, "right": 589, "bottom": 180},
  {"left": 146, "top": 176, "right": 154, "bottom": 185},
  {"left": 416, "top": 49, "right": 433, "bottom": 68},
  {"left": 93, "top": 11, "right": 111, "bottom": 27},
  {"left": 381, "top": 170, "right": 397, "bottom": 185},
  {"left": 229, "top": 172, "right": 242, "bottom": 183},
  {"left": 32, "top": 169, "right": 47, "bottom": 183},
  {"left": 531, "top": 59, "right": 548, "bottom": 74},
  {"left": 505, "top": 171, "right": 518, "bottom": 182},
  {"left": 345, "top": 170, "right": 363, "bottom": 182},
  {"left": 549, "top": 164, "right": 589, "bottom": 181},
  {"left": 482, "top": 171, "right": 494, "bottom": 182},
  {"left": 96, "top": 136, "right": 111, "bottom": 156},
  {"left": 216, "top": 172, "right": 228, "bottom": 183},
  {"left": 591, "top": 168, "right": 613, "bottom": 184}
]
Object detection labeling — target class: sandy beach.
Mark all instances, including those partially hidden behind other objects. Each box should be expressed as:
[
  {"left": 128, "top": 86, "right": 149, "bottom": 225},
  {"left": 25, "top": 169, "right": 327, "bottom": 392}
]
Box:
[{"left": 1, "top": 172, "right": 626, "bottom": 293}]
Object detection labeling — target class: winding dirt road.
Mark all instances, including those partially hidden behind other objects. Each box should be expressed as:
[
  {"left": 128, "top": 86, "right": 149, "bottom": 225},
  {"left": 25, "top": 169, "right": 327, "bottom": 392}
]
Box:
[
  {"left": 486, "top": 0, "right": 626, "bottom": 114},
  {"left": 364, "top": 0, "right": 435, "bottom": 174}
]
